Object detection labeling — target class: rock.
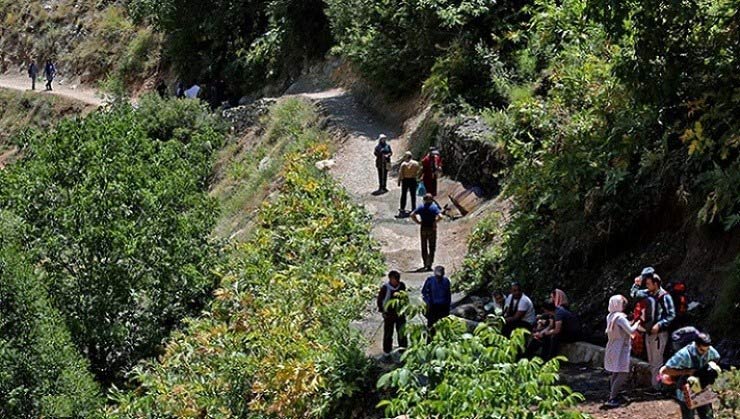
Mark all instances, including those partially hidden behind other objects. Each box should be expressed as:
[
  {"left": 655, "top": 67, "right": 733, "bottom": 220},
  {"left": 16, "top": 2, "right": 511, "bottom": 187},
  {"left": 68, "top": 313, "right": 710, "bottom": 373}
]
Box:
[
  {"left": 559, "top": 342, "right": 652, "bottom": 387},
  {"left": 437, "top": 115, "right": 510, "bottom": 196},
  {"left": 451, "top": 303, "right": 485, "bottom": 321},
  {"left": 221, "top": 98, "right": 275, "bottom": 134},
  {"left": 315, "top": 159, "right": 335, "bottom": 171},
  {"left": 258, "top": 157, "right": 271, "bottom": 171}
]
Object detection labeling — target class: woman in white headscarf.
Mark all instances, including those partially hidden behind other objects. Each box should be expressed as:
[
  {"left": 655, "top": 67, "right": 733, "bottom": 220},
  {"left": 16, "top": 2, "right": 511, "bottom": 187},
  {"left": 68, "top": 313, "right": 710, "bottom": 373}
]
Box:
[{"left": 603, "top": 295, "right": 641, "bottom": 409}]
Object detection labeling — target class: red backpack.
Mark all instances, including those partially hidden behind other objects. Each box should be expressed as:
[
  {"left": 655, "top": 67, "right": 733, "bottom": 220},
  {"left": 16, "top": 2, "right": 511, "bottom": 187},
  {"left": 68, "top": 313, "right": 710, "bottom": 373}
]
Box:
[{"left": 668, "top": 281, "right": 689, "bottom": 318}]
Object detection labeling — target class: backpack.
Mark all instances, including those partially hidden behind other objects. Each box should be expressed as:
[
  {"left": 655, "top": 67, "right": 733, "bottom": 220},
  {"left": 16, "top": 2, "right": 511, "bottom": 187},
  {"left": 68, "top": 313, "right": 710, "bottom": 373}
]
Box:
[
  {"left": 667, "top": 281, "right": 689, "bottom": 322},
  {"left": 631, "top": 298, "right": 655, "bottom": 357},
  {"left": 671, "top": 326, "right": 699, "bottom": 353}
]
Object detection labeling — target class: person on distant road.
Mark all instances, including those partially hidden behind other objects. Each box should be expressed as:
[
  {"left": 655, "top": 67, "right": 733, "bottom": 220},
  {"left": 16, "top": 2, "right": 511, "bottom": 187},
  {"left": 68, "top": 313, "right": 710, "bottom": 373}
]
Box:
[
  {"left": 603, "top": 295, "right": 641, "bottom": 409},
  {"left": 373, "top": 134, "right": 392, "bottom": 194},
  {"left": 184, "top": 81, "right": 201, "bottom": 99},
  {"left": 422, "top": 265, "right": 451, "bottom": 330},
  {"left": 28, "top": 61, "right": 38, "bottom": 90},
  {"left": 410, "top": 193, "right": 442, "bottom": 271},
  {"left": 397, "top": 151, "right": 421, "bottom": 217},
  {"left": 44, "top": 60, "right": 56, "bottom": 91},
  {"left": 377, "top": 270, "right": 408, "bottom": 360},
  {"left": 421, "top": 146, "right": 443, "bottom": 196},
  {"left": 502, "top": 282, "right": 536, "bottom": 337}
]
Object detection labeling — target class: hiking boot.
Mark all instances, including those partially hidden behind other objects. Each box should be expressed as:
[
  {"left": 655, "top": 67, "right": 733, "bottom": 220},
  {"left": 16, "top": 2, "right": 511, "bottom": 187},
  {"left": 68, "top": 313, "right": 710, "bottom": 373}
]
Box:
[{"left": 602, "top": 399, "right": 621, "bottom": 409}]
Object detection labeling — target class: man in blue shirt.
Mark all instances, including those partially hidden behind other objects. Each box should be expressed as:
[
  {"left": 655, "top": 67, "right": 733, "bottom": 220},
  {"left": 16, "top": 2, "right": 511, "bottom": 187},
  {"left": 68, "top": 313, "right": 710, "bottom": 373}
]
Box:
[
  {"left": 411, "top": 193, "right": 442, "bottom": 271},
  {"left": 663, "top": 333, "right": 720, "bottom": 419},
  {"left": 422, "top": 265, "right": 451, "bottom": 330}
]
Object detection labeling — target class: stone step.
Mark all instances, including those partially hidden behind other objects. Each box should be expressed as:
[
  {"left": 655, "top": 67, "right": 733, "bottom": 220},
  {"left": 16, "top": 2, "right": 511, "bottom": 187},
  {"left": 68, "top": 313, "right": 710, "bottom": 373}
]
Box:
[{"left": 559, "top": 342, "right": 653, "bottom": 387}]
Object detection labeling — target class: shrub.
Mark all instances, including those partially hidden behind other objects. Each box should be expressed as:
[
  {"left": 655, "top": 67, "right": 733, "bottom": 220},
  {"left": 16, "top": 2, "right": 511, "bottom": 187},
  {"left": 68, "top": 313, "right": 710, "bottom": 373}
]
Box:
[
  {"left": 377, "top": 305, "right": 585, "bottom": 418},
  {"left": 716, "top": 367, "right": 740, "bottom": 418},
  {"left": 106, "top": 100, "right": 385, "bottom": 417},
  {"left": 0, "top": 98, "right": 224, "bottom": 384},
  {"left": 0, "top": 212, "right": 103, "bottom": 418}
]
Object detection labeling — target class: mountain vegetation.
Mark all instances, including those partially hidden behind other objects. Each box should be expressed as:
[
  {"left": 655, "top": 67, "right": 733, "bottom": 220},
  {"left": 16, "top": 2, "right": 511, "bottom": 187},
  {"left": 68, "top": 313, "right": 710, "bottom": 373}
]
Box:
[{"left": 1, "top": 0, "right": 740, "bottom": 417}]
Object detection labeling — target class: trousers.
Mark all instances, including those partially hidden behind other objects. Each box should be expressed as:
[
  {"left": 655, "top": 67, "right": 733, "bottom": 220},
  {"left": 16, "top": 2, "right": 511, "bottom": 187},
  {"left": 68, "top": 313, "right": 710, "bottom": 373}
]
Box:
[
  {"left": 420, "top": 227, "right": 436, "bottom": 269},
  {"left": 400, "top": 178, "right": 417, "bottom": 211}
]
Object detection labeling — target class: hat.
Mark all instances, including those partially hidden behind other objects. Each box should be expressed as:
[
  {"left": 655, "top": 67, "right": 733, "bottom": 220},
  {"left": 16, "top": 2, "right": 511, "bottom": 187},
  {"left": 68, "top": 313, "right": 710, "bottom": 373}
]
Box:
[
  {"left": 641, "top": 266, "right": 655, "bottom": 278},
  {"left": 404, "top": 151, "right": 412, "bottom": 157},
  {"left": 378, "top": 134, "right": 387, "bottom": 141},
  {"left": 434, "top": 265, "right": 445, "bottom": 276}
]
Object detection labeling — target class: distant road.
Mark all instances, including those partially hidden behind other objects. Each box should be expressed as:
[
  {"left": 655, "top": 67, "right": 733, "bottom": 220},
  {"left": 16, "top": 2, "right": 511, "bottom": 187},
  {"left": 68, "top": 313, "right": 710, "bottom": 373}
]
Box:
[{"left": 0, "top": 72, "right": 104, "bottom": 106}]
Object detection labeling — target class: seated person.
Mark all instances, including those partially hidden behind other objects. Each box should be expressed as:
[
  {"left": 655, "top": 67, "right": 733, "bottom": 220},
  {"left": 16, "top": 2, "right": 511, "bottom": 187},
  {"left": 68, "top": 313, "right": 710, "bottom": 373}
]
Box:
[
  {"left": 502, "top": 282, "right": 536, "bottom": 337},
  {"left": 529, "top": 302, "right": 581, "bottom": 360}
]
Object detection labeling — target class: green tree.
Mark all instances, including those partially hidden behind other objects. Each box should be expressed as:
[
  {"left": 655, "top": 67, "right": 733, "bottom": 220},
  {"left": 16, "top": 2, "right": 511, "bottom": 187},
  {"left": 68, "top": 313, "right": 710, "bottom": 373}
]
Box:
[
  {"left": 0, "top": 212, "right": 103, "bottom": 418},
  {"left": 0, "top": 97, "right": 223, "bottom": 384}
]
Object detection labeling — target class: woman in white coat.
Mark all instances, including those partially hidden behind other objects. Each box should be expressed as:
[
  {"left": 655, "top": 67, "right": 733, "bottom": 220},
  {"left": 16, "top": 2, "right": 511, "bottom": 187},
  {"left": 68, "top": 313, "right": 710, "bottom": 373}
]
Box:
[{"left": 603, "top": 295, "right": 641, "bottom": 408}]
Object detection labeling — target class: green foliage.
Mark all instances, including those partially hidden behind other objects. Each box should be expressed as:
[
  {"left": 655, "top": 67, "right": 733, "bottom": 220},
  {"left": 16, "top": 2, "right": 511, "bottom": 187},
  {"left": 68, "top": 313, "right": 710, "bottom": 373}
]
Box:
[
  {"left": 458, "top": 0, "right": 740, "bottom": 303},
  {"left": 0, "top": 96, "right": 224, "bottom": 384},
  {"left": 325, "top": 0, "right": 528, "bottom": 99},
  {"left": 213, "top": 98, "right": 324, "bottom": 241},
  {"left": 0, "top": 88, "right": 91, "bottom": 147},
  {"left": 376, "top": 311, "right": 585, "bottom": 418},
  {"left": 106, "top": 100, "right": 385, "bottom": 418},
  {"left": 130, "top": 0, "right": 331, "bottom": 93},
  {"left": 0, "top": 212, "right": 103, "bottom": 418},
  {"left": 716, "top": 367, "right": 740, "bottom": 418}
]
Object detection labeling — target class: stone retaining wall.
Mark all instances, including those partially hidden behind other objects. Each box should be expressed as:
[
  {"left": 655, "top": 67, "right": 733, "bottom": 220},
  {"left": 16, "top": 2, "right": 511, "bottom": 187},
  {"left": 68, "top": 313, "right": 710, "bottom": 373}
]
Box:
[{"left": 437, "top": 116, "right": 508, "bottom": 196}]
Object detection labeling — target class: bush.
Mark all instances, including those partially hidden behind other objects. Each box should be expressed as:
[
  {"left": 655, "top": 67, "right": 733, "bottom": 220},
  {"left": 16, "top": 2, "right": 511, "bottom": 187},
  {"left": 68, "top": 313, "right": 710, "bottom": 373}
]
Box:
[
  {"left": 106, "top": 100, "right": 385, "bottom": 417},
  {"left": 377, "top": 304, "right": 585, "bottom": 418},
  {"left": 0, "top": 98, "right": 224, "bottom": 384},
  {"left": 716, "top": 367, "right": 740, "bottom": 418},
  {"left": 0, "top": 212, "right": 103, "bottom": 418}
]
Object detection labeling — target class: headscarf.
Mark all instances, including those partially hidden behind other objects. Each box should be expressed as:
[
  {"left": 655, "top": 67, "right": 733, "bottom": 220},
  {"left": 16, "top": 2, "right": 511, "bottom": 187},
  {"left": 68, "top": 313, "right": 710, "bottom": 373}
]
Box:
[
  {"left": 552, "top": 288, "right": 569, "bottom": 308},
  {"left": 606, "top": 295, "right": 627, "bottom": 333}
]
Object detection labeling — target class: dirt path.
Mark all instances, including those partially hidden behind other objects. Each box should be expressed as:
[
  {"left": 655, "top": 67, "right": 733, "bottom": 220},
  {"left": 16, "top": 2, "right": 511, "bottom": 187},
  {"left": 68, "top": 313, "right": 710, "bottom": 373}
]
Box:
[
  {"left": 295, "top": 88, "right": 475, "bottom": 357},
  {"left": 0, "top": 72, "right": 104, "bottom": 106}
]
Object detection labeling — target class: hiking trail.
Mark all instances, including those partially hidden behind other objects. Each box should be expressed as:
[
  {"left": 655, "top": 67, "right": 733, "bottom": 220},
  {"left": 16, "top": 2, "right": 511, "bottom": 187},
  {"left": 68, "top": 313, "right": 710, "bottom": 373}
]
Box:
[{"left": 0, "top": 72, "right": 104, "bottom": 106}]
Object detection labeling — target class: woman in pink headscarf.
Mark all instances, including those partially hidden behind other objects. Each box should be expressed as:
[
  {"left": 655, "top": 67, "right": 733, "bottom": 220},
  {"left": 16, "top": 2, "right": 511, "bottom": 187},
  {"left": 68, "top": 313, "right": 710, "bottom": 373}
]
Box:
[
  {"left": 603, "top": 295, "right": 641, "bottom": 409},
  {"left": 550, "top": 288, "right": 569, "bottom": 308}
]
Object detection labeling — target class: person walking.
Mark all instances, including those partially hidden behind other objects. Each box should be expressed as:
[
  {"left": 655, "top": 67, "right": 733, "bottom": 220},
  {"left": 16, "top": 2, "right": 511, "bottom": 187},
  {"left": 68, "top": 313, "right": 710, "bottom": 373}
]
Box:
[
  {"left": 421, "top": 147, "right": 443, "bottom": 196},
  {"left": 422, "top": 266, "right": 451, "bottom": 330},
  {"left": 44, "top": 60, "right": 56, "bottom": 91},
  {"left": 397, "top": 151, "right": 421, "bottom": 217},
  {"left": 502, "top": 282, "right": 536, "bottom": 337},
  {"left": 410, "top": 193, "right": 442, "bottom": 271},
  {"left": 603, "top": 295, "right": 641, "bottom": 409},
  {"left": 28, "top": 61, "right": 38, "bottom": 90},
  {"left": 373, "top": 134, "right": 392, "bottom": 194},
  {"left": 631, "top": 266, "right": 676, "bottom": 390},
  {"left": 377, "top": 270, "right": 408, "bottom": 361},
  {"left": 663, "top": 333, "right": 720, "bottom": 419}
]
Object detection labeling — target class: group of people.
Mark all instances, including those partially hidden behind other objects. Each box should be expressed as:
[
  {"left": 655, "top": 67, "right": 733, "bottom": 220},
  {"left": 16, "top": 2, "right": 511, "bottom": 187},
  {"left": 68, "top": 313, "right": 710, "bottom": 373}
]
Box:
[
  {"left": 377, "top": 264, "right": 721, "bottom": 418},
  {"left": 27, "top": 60, "right": 56, "bottom": 91},
  {"left": 373, "top": 134, "right": 445, "bottom": 271},
  {"left": 604, "top": 267, "right": 720, "bottom": 418},
  {"left": 376, "top": 265, "right": 451, "bottom": 360}
]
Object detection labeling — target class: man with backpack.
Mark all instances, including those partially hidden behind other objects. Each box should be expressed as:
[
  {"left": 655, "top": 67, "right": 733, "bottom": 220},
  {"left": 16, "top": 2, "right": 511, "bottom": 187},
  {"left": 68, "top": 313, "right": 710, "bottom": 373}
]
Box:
[
  {"left": 662, "top": 333, "right": 720, "bottom": 419},
  {"left": 631, "top": 266, "right": 677, "bottom": 390},
  {"left": 396, "top": 151, "right": 421, "bottom": 218},
  {"left": 43, "top": 60, "right": 56, "bottom": 91},
  {"left": 377, "top": 270, "right": 408, "bottom": 361}
]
